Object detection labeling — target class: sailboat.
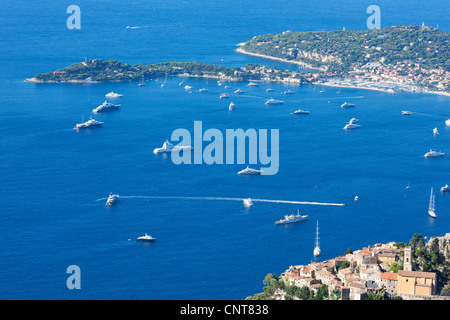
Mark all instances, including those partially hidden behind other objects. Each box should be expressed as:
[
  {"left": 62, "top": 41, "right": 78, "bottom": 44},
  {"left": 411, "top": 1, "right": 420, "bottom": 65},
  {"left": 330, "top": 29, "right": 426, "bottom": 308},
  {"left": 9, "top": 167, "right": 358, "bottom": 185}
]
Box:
[
  {"left": 161, "top": 73, "right": 167, "bottom": 87},
  {"left": 313, "top": 220, "right": 321, "bottom": 256},
  {"left": 428, "top": 188, "right": 437, "bottom": 218},
  {"left": 138, "top": 75, "right": 146, "bottom": 86}
]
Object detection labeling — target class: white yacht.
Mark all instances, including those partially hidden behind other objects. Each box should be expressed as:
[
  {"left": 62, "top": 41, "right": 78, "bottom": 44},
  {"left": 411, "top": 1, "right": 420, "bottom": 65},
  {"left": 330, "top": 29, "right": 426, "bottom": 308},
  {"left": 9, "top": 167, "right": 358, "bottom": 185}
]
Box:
[
  {"left": 92, "top": 101, "right": 120, "bottom": 113},
  {"left": 238, "top": 166, "right": 262, "bottom": 175},
  {"left": 294, "top": 109, "right": 309, "bottom": 115},
  {"left": 105, "top": 193, "right": 119, "bottom": 206},
  {"left": 247, "top": 82, "right": 259, "bottom": 87},
  {"left": 199, "top": 88, "right": 208, "bottom": 93},
  {"left": 153, "top": 140, "right": 192, "bottom": 154},
  {"left": 73, "top": 117, "right": 103, "bottom": 130},
  {"left": 275, "top": 209, "right": 308, "bottom": 225},
  {"left": 184, "top": 85, "right": 193, "bottom": 90},
  {"left": 313, "top": 221, "right": 321, "bottom": 257},
  {"left": 220, "top": 93, "right": 230, "bottom": 99},
  {"left": 440, "top": 184, "right": 450, "bottom": 192},
  {"left": 433, "top": 127, "right": 439, "bottom": 135},
  {"left": 424, "top": 150, "right": 445, "bottom": 158},
  {"left": 341, "top": 101, "right": 356, "bottom": 108},
  {"left": 283, "top": 90, "right": 295, "bottom": 95},
  {"left": 402, "top": 111, "right": 412, "bottom": 115},
  {"left": 343, "top": 123, "right": 361, "bottom": 130},
  {"left": 234, "top": 88, "right": 245, "bottom": 94},
  {"left": 349, "top": 118, "right": 359, "bottom": 124},
  {"left": 428, "top": 188, "right": 437, "bottom": 218},
  {"left": 243, "top": 198, "right": 253, "bottom": 207},
  {"left": 136, "top": 233, "right": 156, "bottom": 242},
  {"left": 265, "top": 98, "right": 284, "bottom": 105},
  {"left": 229, "top": 102, "right": 235, "bottom": 111},
  {"left": 266, "top": 88, "right": 274, "bottom": 92},
  {"left": 446, "top": 119, "right": 450, "bottom": 126},
  {"left": 105, "top": 91, "right": 123, "bottom": 98}
]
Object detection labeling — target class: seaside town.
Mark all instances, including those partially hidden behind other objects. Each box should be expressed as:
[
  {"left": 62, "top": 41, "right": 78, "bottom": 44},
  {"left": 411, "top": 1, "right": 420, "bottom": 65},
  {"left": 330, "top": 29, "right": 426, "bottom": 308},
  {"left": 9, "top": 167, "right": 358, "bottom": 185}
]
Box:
[{"left": 247, "top": 233, "right": 450, "bottom": 300}]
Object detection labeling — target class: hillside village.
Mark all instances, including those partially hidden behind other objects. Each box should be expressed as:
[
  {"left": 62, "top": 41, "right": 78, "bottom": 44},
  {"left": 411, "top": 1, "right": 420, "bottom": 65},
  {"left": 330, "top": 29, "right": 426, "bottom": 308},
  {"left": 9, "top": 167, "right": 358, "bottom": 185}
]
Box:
[{"left": 247, "top": 233, "right": 450, "bottom": 300}]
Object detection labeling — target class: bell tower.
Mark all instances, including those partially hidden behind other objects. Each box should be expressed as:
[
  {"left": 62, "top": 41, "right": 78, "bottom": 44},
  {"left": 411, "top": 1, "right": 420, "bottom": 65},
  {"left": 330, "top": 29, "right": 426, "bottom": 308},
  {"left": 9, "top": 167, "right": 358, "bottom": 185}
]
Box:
[{"left": 404, "top": 246, "right": 412, "bottom": 271}]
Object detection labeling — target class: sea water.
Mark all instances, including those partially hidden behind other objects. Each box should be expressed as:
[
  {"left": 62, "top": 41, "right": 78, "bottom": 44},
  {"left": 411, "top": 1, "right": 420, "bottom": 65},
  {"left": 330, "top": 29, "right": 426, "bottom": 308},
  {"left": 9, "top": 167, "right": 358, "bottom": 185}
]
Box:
[{"left": 0, "top": 0, "right": 449, "bottom": 299}]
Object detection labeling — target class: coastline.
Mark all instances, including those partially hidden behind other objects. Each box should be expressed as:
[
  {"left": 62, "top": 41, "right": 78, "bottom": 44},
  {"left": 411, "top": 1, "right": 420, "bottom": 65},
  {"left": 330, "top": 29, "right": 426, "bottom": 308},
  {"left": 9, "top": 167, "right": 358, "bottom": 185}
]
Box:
[{"left": 235, "top": 47, "right": 324, "bottom": 71}]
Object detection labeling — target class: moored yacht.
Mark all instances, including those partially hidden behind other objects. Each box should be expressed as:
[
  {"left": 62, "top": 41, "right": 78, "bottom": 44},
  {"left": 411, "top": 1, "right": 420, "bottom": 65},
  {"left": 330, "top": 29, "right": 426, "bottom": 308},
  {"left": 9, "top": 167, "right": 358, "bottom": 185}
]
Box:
[
  {"left": 341, "top": 101, "right": 356, "bottom": 108},
  {"left": 92, "top": 101, "right": 120, "bottom": 113},
  {"left": 199, "top": 88, "right": 208, "bottom": 92},
  {"left": 73, "top": 116, "right": 103, "bottom": 130},
  {"left": 274, "top": 209, "right": 308, "bottom": 225},
  {"left": 136, "top": 233, "right": 156, "bottom": 242},
  {"left": 234, "top": 88, "right": 245, "bottom": 94},
  {"left": 247, "top": 81, "right": 259, "bottom": 87},
  {"left": 238, "top": 166, "right": 262, "bottom": 175},
  {"left": 153, "top": 140, "right": 193, "bottom": 154},
  {"left": 105, "top": 91, "right": 123, "bottom": 98},
  {"left": 220, "top": 93, "right": 230, "bottom": 99},
  {"left": 283, "top": 90, "right": 295, "bottom": 95},
  {"left": 294, "top": 109, "right": 309, "bottom": 115},
  {"left": 265, "top": 98, "right": 284, "bottom": 105},
  {"left": 105, "top": 193, "right": 119, "bottom": 206},
  {"left": 424, "top": 150, "right": 445, "bottom": 158}
]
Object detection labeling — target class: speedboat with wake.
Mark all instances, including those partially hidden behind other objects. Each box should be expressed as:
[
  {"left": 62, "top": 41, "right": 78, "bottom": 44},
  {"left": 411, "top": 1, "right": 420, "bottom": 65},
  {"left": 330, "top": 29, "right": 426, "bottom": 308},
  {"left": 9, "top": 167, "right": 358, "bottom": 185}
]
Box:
[
  {"left": 440, "top": 184, "right": 450, "bottom": 192},
  {"left": 424, "top": 150, "right": 445, "bottom": 158},
  {"left": 275, "top": 209, "right": 308, "bottom": 225},
  {"left": 402, "top": 111, "right": 412, "bottom": 115},
  {"left": 92, "top": 101, "right": 120, "bottom": 113},
  {"left": 428, "top": 188, "right": 437, "bottom": 218},
  {"left": 234, "top": 89, "right": 245, "bottom": 94},
  {"left": 341, "top": 101, "right": 355, "bottom": 108},
  {"left": 105, "top": 193, "right": 119, "bottom": 206},
  {"left": 238, "top": 166, "right": 262, "bottom": 175},
  {"left": 243, "top": 198, "right": 253, "bottom": 207}
]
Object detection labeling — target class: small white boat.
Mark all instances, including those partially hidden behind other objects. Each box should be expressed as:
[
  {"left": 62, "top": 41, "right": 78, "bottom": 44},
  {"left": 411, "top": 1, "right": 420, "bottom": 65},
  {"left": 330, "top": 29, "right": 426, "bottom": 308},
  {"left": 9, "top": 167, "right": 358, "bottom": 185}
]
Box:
[
  {"left": 199, "top": 88, "right": 208, "bottom": 93},
  {"left": 341, "top": 101, "right": 355, "bottom": 108},
  {"left": 428, "top": 188, "right": 437, "bottom": 218},
  {"left": 179, "top": 81, "right": 184, "bottom": 86},
  {"left": 73, "top": 116, "right": 103, "bottom": 130},
  {"left": 402, "top": 111, "right": 412, "bottom": 115},
  {"left": 424, "top": 150, "right": 445, "bottom": 158},
  {"left": 294, "top": 109, "right": 309, "bottom": 115},
  {"left": 266, "top": 88, "right": 274, "bottom": 92},
  {"left": 229, "top": 102, "right": 235, "bottom": 111},
  {"left": 446, "top": 119, "right": 450, "bottom": 126},
  {"left": 105, "top": 91, "right": 123, "bottom": 98},
  {"left": 313, "top": 221, "right": 321, "bottom": 257},
  {"left": 349, "top": 118, "right": 359, "bottom": 124},
  {"left": 440, "top": 184, "right": 450, "bottom": 192},
  {"left": 243, "top": 198, "right": 253, "bottom": 207},
  {"left": 265, "top": 98, "right": 284, "bottom": 105},
  {"left": 105, "top": 193, "right": 119, "bottom": 206},
  {"left": 343, "top": 123, "right": 361, "bottom": 130},
  {"left": 319, "top": 90, "right": 325, "bottom": 93},
  {"left": 433, "top": 127, "right": 439, "bottom": 135},
  {"left": 219, "top": 93, "right": 230, "bottom": 99},
  {"left": 184, "top": 85, "right": 193, "bottom": 90},
  {"left": 136, "top": 233, "right": 156, "bottom": 242},
  {"left": 238, "top": 166, "right": 262, "bottom": 175},
  {"left": 247, "top": 82, "right": 259, "bottom": 87},
  {"left": 234, "top": 88, "right": 245, "bottom": 94},
  {"left": 283, "top": 90, "right": 295, "bottom": 95},
  {"left": 224, "top": 85, "right": 231, "bottom": 89},
  {"left": 153, "top": 140, "right": 192, "bottom": 154}
]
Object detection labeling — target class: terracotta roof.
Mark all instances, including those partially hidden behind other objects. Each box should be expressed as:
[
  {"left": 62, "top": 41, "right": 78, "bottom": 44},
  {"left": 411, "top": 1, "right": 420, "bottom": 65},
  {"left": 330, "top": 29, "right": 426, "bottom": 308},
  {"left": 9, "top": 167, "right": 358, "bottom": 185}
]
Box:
[
  {"left": 398, "top": 270, "right": 436, "bottom": 279},
  {"left": 379, "top": 272, "right": 398, "bottom": 281}
]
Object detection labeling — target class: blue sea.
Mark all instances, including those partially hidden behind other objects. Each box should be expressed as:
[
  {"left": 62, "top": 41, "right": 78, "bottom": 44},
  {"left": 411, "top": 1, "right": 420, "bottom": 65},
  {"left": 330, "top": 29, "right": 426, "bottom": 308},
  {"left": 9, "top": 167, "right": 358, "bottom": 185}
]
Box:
[{"left": 0, "top": 0, "right": 449, "bottom": 299}]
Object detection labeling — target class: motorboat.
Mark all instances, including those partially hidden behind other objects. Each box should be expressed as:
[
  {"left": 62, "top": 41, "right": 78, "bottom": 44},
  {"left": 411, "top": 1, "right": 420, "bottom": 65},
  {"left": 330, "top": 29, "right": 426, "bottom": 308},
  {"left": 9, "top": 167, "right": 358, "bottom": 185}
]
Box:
[
  {"left": 153, "top": 140, "right": 192, "bottom": 154},
  {"left": 238, "top": 166, "right": 262, "bottom": 175},
  {"left": 265, "top": 98, "right": 284, "bottom": 105},
  {"left": 224, "top": 85, "right": 231, "bottom": 89},
  {"left": 424, "top": 150, "right": 445, "bottom": 158},
  {"left": 349, "top": 118, "right": 359, "bottom": 124},
  {"left": 446, "top": 119, "right": 450, "bottom": 126},
  {"left": 92, "top": 101, "right": 120, "bottom": 113},
  {"left": 341, "top": 101, "right": 355, "bottom": 108},
  {"left": 428, "top": 188, "right": 437, "bottom": 218},
  {"left": 234, "top": 88, "right": 245, "bottom": 94},
  {"left": 343, "top": 123, "right": 361, "bottom": 130},
  {"left": 199, "top": 88, "right": 208, "bottom": 93},
  {"left": 433, "top": 127, "right": 439, "bottom": 135},
  {"left": 184, "top": 85, "right": 193, "bottom": 90},
  {"left": 283, "top": 90, "right": 295, "bottom": 95},
  {"left": 243, "top": 198, "right": 253, "bottom": 207},
  {"left": 313, "top": 221, "right": 321, "bottom": 257},
  {"left": 229, "top": 102, "right": 235, "bottom": 111},
  {"left": 220, "top": 93, "right": 230, "bottom": 99},
  {"left": 247, "top": 82, "right": 259, "bottom": 87},
  {"left": 275, "top": 209, "right": 308, "bottom": 225},
  {"left": 402, "top": 111, "right": 412, "bottom": 115},
  {"left": 266, "top": 88, "right": 274, "bottom": 92},
  {"left": 136, "top": 233, "right": 156, "bottom": 242},
  {"left": 440, "top": 184, "right": 450, "bottom": 192},
  {"left": 294, "top": 109, "right": 309, "bottom": 115},
  {"left": 73, "top": 116, "right": 103, "bottom": 130},
  {"left": 105, "top": 193, "right": 119, "bottom": 206},
  {"left": 105, "top": 91, "right": 123, "bottom": 98}
]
